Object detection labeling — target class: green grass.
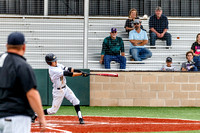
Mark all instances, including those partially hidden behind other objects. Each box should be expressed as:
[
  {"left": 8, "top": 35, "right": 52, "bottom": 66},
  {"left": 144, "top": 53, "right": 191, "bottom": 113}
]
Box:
[
  {"left": 43, "top": 106, "right": 200, "bottom": 133},
  {"left": 44, "top": 106, "right": 200, "bottom": 120}
]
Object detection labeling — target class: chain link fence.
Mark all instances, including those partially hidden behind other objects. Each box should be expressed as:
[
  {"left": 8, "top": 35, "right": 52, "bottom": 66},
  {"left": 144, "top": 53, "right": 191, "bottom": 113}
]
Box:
[{"left": 0, "top": 0, "right": 199, "bottom": 70}]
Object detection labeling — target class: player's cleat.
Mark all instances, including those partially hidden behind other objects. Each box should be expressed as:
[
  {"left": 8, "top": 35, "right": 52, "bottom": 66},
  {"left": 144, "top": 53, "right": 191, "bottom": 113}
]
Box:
[
  {"left": 79, "top": 118, "right": 85, "bottom": 124},
  {"left": 31, "top": 115, "right": 37, "bottom": 123}
]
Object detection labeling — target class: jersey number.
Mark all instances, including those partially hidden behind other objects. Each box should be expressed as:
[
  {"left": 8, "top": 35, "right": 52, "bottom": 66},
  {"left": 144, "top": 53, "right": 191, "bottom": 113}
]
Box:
[{"left": 0, "top": 53, "right": 8, "bottom": 67}]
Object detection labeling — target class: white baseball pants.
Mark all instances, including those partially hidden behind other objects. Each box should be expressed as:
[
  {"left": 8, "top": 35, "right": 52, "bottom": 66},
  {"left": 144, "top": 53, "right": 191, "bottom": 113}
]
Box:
[
  {"left": 47, "top": 85, "right": 80, "bottom": 115},
  {"left": 0, "top": 115, "right": 31, "bottom": 133}
]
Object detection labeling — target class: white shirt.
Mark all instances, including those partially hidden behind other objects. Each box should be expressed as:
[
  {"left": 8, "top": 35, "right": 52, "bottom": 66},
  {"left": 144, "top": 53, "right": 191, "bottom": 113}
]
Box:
[
  {"left": 49, "top": 63, "right": 67, "bottom": 89},
  {"left": 161, "top": 65, "right": 176, "bottom": 71}
]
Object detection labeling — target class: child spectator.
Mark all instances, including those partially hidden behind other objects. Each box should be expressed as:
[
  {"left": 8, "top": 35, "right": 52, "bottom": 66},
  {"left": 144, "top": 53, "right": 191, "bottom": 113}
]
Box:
[
  {"left": 191, "top": 33, "right": 200, "bottom": 70},
  {"left": 161, "top": 57, "right": 176, "bottom": 71},
  {"left": 181, "top": 51, "right": 198, "bottom": 71},
  {"left": 124, "top": 9, "right": 144, "bottom": 34}
]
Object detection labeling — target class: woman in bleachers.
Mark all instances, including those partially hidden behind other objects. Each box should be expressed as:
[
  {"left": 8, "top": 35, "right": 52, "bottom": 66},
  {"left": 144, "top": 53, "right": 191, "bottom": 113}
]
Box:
[
  {"left": 124, "top": 8, "right": 144, "bottom": 34},
  {"left": 191, "top": 33, "right": 200, "bottom": 71},
  {"left": 181, "top": 51, "right": 198, "bottom": 71}
]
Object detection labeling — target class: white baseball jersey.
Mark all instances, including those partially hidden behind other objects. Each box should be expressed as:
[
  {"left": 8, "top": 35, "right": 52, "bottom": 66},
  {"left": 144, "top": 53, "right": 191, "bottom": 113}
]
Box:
[
  {"left": 49, "top": 63, "right": 67, "bottom": 89},
  {"left": 47, "top": 63, "right": 80, "bottom": 115}
]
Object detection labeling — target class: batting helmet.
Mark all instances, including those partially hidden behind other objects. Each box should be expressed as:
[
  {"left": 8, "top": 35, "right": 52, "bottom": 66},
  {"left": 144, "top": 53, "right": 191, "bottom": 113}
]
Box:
[{"left": 45, "top": 53, "right": 57, "bottom": 63}]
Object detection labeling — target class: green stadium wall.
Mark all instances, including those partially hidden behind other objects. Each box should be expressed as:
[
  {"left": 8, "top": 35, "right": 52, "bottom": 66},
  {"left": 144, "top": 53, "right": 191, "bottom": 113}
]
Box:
[
  {"left": 34, "top": 70, "right": 200, "bottom": 107},
  {"left": 34, "top": 69, "right": 90, "bottom": 106}
]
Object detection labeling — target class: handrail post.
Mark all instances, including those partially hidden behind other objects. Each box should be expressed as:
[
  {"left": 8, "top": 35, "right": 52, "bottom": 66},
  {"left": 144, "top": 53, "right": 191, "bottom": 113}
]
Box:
[
  {"left": 44, "top": 0, "right": 48, "bottom": 16},
  {"left": 83, "top": 0, "right": 89, "bottom": 68}
]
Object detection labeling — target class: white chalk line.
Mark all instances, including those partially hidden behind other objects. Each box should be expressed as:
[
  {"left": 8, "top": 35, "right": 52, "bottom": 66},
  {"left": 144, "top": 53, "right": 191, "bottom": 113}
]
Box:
[
  {"left": 43, "top": 119, "right": 200, "bottom": 126},
  {"left": 32, "top": 122, "right": 73, "bottom": 133}
]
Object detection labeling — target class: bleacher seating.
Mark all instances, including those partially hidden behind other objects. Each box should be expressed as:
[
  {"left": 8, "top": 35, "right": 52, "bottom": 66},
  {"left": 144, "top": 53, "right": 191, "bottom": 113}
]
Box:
[{"left": 0, "top": 16, "right": 199, "bottom": 70}]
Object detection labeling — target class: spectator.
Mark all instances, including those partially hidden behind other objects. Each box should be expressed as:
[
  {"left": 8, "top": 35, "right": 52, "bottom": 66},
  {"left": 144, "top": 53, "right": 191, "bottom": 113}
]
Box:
[
  {"left": 161, "top": 57, "right": 176, "bottom": 71},
  {"left": 100, "top": 28, "right": 126, "bottom": 69},
  {"left": 191, "top": 33, "right": 200, "bottom": 70},
  {"left": 129, "top": 19, "right": 152, "bottom": 61},
  {"left": 149, "top": 6, "right": 172, "bottom": 48},
  {"left": 181, "top": 51, "right": 198, "bottom": 71},
  {"left": 124, "top": 9, "right": 144, "bottom": 34}
]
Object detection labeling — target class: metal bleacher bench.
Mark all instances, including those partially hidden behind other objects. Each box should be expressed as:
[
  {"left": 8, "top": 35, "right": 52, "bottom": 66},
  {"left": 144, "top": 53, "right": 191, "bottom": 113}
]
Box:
[{"left": 0, "top": 16, "right": 198, "bottom": 70}]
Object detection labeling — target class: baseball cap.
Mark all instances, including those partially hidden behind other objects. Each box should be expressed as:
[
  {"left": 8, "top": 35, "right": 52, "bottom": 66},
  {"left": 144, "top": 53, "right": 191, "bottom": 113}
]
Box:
[
  {"left": 134, "top": 19, "right": 140, "bottom": 24},
  {"left": 111, "top": 28, "right": 117, "bottom": 32},
  {"left": 155, "top": 6, "right": 162, "bottom": 11},
  {"left": 166, "top": 57, "right": 172, "bottom": 62},
  {"left": 7, "top": 32, "right": 25, "bottom": 45}
]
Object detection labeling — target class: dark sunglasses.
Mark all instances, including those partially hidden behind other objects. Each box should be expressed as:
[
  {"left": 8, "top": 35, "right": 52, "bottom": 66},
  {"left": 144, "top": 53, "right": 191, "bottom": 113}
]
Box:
[
  {"left": 111, "top": 31, "right": 117, "bottom": 33},
  {"left": 134, "top": 23, "right": 140, "bottom": 25}
]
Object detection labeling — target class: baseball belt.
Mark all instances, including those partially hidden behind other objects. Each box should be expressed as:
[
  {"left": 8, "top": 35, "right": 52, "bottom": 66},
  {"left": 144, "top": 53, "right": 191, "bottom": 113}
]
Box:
[{"left": 57, "top": 85, "right": 66, "bottom": 90}]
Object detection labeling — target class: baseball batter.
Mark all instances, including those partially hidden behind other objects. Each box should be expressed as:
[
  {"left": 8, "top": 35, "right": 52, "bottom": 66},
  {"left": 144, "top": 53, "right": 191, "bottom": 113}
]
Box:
[{"left": 32, "top": 53, "right": 88, "bottom": 124}]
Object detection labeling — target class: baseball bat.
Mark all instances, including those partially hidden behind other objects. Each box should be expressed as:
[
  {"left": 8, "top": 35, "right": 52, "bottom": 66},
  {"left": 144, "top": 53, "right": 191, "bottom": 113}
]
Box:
[{"left": 88, "top": 73, "right": 118, "bottom": 77}]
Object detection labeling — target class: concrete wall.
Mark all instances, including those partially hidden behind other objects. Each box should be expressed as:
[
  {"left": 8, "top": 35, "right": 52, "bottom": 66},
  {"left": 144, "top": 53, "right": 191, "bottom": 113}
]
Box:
[{"left": 90, "top": 72, "right": 200, "bottom": 107}]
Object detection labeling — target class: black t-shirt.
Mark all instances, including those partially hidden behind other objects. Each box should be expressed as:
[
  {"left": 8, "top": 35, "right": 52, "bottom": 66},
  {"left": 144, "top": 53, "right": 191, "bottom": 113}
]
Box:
[
  {"left": 124, "top": 19, "right": 144, "bottom": 33},
  {"left": 191, "top": 42, "right": 200, "bottom": 54},
  {"left": 0, "top": 52, "right": 37, "bottom": 118}
]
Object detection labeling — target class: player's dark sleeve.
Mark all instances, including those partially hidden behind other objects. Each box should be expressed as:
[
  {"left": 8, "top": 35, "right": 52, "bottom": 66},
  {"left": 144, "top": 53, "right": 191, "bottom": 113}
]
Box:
[
  {"left": 18, "top": 64, "right": 37, "bottom": 93},
  {"left": 74, "top": 69, "right": 82, "bottom": 73},
  {"left": 66, "top": 67, "right": 82, "bottom": 73},
  {"left": 63, "top": 71, "right": 73, "bottom": 77},
  {"left": 67, "top": 67, "right": 72, "bottom": 72}
]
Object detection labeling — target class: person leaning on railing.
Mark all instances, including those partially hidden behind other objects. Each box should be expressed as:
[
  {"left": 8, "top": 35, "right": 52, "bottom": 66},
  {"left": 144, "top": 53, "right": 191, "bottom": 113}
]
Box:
[
  {"left": 191, "top": 33, "right": 200, "bottom": 71},
  {"left": 181, "top": 51, "right": 198, "bottom": 72},
  {"left": 100, "top": 28, "right": 126, "bottom": 69}
]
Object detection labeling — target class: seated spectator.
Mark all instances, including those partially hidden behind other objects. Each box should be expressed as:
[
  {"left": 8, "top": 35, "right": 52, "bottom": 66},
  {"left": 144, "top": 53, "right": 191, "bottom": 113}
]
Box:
[
  {"left": 161, "top": 57, "right": 176, "bottom": 71},
  {"left": 191, "top": 33, "right": 200, "bottom": 70},
  {"left": 129, "top": 19, "right": 152, "bottom": 61},
  {"left": 100, "top": 28, "right": 126, "bottom": 69},
  {"left": 124, "top": 9, "right": 144, "bottom": 34},
  {"left": 149, "top": 6, "right": 172, "bottom": 48},
  {"left": 181, "top": 51, "right": 198, "bottom": 71}
]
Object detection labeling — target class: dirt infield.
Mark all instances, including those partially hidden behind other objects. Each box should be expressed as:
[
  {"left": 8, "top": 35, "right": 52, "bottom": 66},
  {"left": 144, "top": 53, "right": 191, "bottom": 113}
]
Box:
[{"left": 31, "top": 116, "right": 200, "bottom": 132}]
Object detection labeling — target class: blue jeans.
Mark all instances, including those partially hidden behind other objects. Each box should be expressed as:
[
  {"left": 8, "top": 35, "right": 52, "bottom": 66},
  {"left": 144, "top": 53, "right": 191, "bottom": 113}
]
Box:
[
  {"left": 189, "top": 66, "right": 198, "bottom": 71},
  {"left": 130, "top": 48, "right": 152, "bottom": 61},
  {"left": 193, "top": 56, "right": 200, "bottom": 71},
  {"left": 150, "top": 32, "right": 172, "bottom": 46},
  {"left": 104, "top": 55, "right": 126, "bottom": 69}
]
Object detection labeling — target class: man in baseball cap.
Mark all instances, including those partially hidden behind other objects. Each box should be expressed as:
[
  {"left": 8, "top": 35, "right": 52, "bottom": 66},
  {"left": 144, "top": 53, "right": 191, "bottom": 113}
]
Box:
[
  {"left": 0, "top": 32, "right": 46, "bottom": 132},
  {"left": 7, "top": 32, "right": 25, "bottom": 45},
  {"left": 100, "top": 27, "right": 126, "bottom": 69},
  {"left": 129, "top": 18, "right": 152, "bottom": 61}
]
